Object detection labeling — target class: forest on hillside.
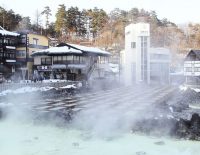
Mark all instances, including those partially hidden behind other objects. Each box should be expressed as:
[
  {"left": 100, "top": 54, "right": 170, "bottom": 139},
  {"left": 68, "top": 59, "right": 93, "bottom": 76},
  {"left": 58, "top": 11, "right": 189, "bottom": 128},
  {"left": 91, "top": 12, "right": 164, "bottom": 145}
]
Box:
[{"left": 1, "top": 5, "right": 200, "bottom": 55}]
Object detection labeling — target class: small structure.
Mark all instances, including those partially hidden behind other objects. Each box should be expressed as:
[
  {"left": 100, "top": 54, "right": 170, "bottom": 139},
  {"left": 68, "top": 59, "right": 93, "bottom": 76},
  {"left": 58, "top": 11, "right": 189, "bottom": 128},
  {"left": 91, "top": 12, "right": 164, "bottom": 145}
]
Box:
[
  {"left": 31, "top": 43, "right": 110, "bottom": 81},
  {"left": 149, "top": 48, "right": 171, "bottom": 84},
  {"left": 184, "top": 50, "right": 200, "bottom": 85}
]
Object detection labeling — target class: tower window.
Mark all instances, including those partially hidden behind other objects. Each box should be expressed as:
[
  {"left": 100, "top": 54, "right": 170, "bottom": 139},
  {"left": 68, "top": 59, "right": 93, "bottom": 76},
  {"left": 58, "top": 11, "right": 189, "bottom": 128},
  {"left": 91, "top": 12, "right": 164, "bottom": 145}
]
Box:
[
  {"left": 33, "top": 38, "right": 38, "bottom": 45},
  {"left": 131, "top": 42, "right": 136, "bottom": 48}
]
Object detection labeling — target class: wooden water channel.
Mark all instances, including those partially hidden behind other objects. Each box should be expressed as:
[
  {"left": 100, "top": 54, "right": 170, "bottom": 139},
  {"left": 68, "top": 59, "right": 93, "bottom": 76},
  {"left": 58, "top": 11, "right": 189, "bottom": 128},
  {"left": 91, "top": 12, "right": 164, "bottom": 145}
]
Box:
[{"left": 27, "top": 85, "right": 177, "bottom": 115}]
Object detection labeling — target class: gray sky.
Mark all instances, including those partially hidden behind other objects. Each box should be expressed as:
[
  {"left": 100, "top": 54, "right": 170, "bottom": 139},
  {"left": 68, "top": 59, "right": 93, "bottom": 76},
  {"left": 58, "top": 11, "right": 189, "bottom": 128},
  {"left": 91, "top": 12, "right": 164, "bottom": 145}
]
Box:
[{"left": 0, "top": 0, "right": 199, "bottom": 24}]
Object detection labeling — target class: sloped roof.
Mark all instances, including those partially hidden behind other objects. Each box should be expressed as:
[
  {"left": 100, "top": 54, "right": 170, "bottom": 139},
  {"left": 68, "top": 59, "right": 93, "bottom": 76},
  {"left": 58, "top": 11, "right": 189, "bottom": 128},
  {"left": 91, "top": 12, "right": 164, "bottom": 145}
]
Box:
[
  {"left": 32, "top": 43, "right": 111, "bottom": 56},
  {"left": 31, "top": 46, "right": 82, "bottom": 56},
  {"left": 0, "top": 26, "right": 19, "bottom": 36},
  {"left": 66, "top": 43, "right": 111, "bottom": 56},
  {"left": 185, "top": 50, "right": 200, "bottom": 61}
]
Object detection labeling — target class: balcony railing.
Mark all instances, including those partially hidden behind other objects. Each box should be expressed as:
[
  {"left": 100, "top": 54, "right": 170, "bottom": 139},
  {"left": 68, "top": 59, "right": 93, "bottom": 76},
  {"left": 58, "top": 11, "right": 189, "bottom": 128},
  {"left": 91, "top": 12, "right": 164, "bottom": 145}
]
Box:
[{"left": 53, "top": 60, "right": 86, "bottom": 65}]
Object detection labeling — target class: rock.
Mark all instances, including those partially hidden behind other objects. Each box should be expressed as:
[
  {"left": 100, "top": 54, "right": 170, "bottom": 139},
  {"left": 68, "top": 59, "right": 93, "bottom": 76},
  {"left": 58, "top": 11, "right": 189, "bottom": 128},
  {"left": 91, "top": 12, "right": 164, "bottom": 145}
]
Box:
[
  {"left": 0, "top": 108, "right": 2, "bottom": 119},
  {"left": 188, "top": 113, "right": 200, "bottom": 140},
  {"left": 135, "top": 151, "right": 146, "bottom": 155},
  {"left": 72, "top": 142, "right": 79, "bottom": 147},
  {"left": 175, "top": 118, "right": 190, "bottom": 138},
  {"left": 133, "top": 117, "right": 177, "bottom": 136},
  {"left": 175, "top": 113, "right": 200, "bottom": 140},
  {"left": 154, "top": 141, "right": 165, "bottom": 145}
]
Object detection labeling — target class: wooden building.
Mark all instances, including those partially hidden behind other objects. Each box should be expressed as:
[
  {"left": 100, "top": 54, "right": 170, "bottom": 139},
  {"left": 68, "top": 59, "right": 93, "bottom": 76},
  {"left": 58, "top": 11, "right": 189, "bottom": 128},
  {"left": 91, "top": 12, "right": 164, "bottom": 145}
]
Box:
[
  {"left": 32, "top": 43, "right": 110, "bottom": 81},
  {"left": 16, "top": 31, "right": 49, "bottom": 80},
  {"left": 0, "top": 26, "right": 19, "bottom": 79},
  {"left": 184, "top": 50, "right": 200, "bottom": 85}
]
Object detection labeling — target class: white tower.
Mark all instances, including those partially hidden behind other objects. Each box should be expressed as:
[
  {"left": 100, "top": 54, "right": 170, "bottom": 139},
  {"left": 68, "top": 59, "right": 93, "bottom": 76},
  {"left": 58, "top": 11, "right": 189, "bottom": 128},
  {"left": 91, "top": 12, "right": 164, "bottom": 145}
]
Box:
[{"left": 124, "top": 23, "right": 150, "bottom": 85}]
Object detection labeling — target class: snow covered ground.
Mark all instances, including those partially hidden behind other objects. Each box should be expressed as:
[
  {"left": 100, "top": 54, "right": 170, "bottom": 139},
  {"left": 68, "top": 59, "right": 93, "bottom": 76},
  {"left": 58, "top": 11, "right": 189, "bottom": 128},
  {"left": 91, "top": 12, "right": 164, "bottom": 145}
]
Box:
[
  {"left": 0, "top": 84, "right": 77, "bottom": 96},
  {"left": 179, "top": 84, "right": 200, "bottom": 92}
]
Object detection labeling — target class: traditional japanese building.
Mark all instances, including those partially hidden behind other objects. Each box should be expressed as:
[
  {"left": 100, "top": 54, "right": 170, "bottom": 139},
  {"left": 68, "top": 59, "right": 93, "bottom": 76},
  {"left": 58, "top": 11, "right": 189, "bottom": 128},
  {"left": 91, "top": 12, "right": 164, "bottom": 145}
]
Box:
[
  {"left": 0, "top": 26, "right": 19, "bottom": 79},
  {"left": 16, "top": 31, "right": 49, "bottom": 80},
  {"left": 184, "top": 50, "right": 200, "bottom": 85},
  {"left": 31, "top": 43, "right": 110, "bottom": 81}
]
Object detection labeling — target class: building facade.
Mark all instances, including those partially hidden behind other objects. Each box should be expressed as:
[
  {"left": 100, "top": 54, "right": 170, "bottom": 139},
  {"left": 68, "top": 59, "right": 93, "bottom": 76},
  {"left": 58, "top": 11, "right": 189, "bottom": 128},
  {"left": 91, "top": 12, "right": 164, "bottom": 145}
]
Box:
[
  {"left": 32, "top": 43, "right": 110, "bottom": 81},
  {"left": 16, "top": 31, "right": 49, "bottom": 80},
  {"left": 124, "top": 23, "right": 150, "bottom": 85},
  {"left": 0, "top": 26, "right": 19, "bottom": 79},
  {"left": 149, "top": 48, "right": 170, "bottom": 84},
  {"left": 184, "top": 50, "right": 200, "bottom": 85},
  {"left": 123, "top": 23, "right": 171, "bottom": 85}
]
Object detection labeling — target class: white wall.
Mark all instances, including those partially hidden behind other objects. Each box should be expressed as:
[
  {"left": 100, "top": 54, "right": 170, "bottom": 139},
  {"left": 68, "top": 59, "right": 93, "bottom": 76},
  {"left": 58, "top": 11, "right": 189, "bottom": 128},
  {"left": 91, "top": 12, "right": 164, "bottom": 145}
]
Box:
[
  {"left": 149, "top": 48, "right": 171, "bottom": 84},
  {"left": 124, "top": 23, "right": 150, "bottom": 85}
]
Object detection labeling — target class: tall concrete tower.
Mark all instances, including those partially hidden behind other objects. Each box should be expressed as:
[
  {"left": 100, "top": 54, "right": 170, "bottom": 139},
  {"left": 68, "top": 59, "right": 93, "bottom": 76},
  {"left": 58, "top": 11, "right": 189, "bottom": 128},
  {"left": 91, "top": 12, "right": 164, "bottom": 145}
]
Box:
[{"left": 124, "top": 23, "right": 150, "bottom": 85}]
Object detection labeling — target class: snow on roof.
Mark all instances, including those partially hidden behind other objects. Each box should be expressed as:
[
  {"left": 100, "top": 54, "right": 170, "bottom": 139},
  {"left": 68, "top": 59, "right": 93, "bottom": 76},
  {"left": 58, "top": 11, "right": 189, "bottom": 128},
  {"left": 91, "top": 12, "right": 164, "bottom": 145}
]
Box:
[
  {"left": 0, "top": 26, "right": 19, "bottom": 36},
  {"left": 32, "top": 46, "right": 82, "bottom": 56},
  {"left": 68, "top": 43, "right": 111, "bottom": 56},
  {"left": 67, "top": 64, "right": 87, "bottom": 69}
]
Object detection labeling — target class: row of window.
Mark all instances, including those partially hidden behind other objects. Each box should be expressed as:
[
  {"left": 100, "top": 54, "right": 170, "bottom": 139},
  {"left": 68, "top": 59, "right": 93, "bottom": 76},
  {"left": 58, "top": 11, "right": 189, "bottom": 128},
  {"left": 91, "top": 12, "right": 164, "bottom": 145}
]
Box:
[
  {"left": 41, "top": 56, "right": 87, "bottom": 65},
  {"left": 16, "top": 51, "right": 26, "bottom": 57},
  {"left": 0, "top": 38, "right": 17, "bottom": 45},
  {"left": 184, "top": 67, "right": 200, "bottom": 72},
  {"left": 0, "top": 52, "right": 15, "bottom": 59},
  {"left": 141, "top": 36, "right": 148, "bottom": 81}
]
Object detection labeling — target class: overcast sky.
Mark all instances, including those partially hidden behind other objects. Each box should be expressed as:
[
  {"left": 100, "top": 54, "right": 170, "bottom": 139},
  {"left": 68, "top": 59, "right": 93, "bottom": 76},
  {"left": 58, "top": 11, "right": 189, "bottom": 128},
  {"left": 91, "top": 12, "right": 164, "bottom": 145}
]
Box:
[{"left": 0, "top": 0, "right": 200, "bottom": 25}]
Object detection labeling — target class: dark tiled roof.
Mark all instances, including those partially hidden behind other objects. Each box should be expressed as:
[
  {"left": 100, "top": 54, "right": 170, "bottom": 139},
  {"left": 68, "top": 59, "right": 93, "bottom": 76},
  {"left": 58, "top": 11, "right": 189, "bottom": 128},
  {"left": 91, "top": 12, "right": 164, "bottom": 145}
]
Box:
[{"left": 186, "top": 50, "right": 200, "bottom": 60}]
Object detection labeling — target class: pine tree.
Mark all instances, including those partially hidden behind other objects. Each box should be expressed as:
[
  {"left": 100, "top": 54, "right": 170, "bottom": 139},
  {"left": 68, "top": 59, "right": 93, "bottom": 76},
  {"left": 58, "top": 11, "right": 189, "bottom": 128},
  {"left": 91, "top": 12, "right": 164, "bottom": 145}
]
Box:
[
  {"left": 0, "top": 7, "right": 22, "bottom": 30},
  {"left": 88, "top": 7, "right": 108, "bottom": 40},
  {"left": 41, "top": 6, "right": 52, "bottom": 30},
  {"left": 55, "top": 4, "right": 67, "bottom": 35}
]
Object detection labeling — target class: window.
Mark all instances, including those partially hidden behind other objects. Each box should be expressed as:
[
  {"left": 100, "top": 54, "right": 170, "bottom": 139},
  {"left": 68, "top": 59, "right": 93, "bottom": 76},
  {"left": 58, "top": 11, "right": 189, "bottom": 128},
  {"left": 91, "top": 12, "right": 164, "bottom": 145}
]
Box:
[
  {"left": 194, "top": 67, "right": 200, "bottom": 72},
  {"left": 33, "top": 38, "right": 38, "bottom": 45},
  {"left": 46, "top": 58, "right": 52, "bottom": 65},
  {"left": 0, "top": 53, "right": 3, "bottom": 58},
  {"left": 53, "top": 56, "right": 58, "bottom": 63},
  {"left": 16, "top": 51, "right": 26, "bottom": 57},
  {"left": 58, "top": 56, "right": 62, "bottom": 63},
  {"left": 53, "top": 56, "right": 63, "bottom": 64},
  {"left": 41, "top": 58, "right": 46, "bottom": 65},
  {"left": 0, "top": 39, "right": 3, "bottom": 45},
  {"left": 74, "top": 56, "right": 80, "bottom": 64},
  {"left": 67, "top": 55, "right": 73, "bottom": 63},
  {"left": 41, "top": 58, "right": 52, "bottom": 65},
  {"left": 141, "top": 36, "right": 148, "bottom": 81},
  {"left": 184, "top": 67, "right": 192, "bottom": 72},
  {"left": 63, "top": 56, "right": 67, "bottom": 61},
  {"left": 80, "top": 56, "right": 86, "bottom": 64},
  {"left": 131, "top": 42, "right": 136, "bottom": 48},
  {"left": 10, "top": 53, "right": 15, "bottom": 59}
]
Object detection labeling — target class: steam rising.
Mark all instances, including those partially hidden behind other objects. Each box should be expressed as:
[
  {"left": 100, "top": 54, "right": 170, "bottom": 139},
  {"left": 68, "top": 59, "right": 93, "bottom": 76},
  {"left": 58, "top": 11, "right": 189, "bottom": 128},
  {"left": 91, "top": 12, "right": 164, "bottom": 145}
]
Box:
[{"left": 0, "top": 84, "right": 200, "bottom": 155}]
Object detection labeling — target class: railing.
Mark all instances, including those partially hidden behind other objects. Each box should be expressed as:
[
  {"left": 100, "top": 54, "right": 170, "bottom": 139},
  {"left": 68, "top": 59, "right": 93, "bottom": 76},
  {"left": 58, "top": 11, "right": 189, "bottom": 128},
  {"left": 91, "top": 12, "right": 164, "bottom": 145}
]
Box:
[{"left": 86, "top": 59, "right": 96, "bottom": 80}]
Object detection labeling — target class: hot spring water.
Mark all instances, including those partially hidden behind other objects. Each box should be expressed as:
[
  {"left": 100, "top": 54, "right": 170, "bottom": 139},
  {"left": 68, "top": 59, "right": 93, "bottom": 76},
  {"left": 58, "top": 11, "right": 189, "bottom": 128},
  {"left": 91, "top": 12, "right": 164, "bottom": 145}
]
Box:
[
  {"left": 0, "top": 118, "right": 199, "bottom": 155},
  {"left": 0, "top": 85, "right": 200, "bottom": 155}
]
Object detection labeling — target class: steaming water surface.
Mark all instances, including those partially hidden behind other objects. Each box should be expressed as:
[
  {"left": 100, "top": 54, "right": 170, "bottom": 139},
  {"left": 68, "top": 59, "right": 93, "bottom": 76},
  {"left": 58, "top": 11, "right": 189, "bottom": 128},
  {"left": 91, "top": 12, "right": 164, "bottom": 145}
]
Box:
[
  {"left": 1, "top": 85, "right": 200, "bottom": 155},
  {"left": 0, "top": 118, "right": 199, "bottom": 155}
]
